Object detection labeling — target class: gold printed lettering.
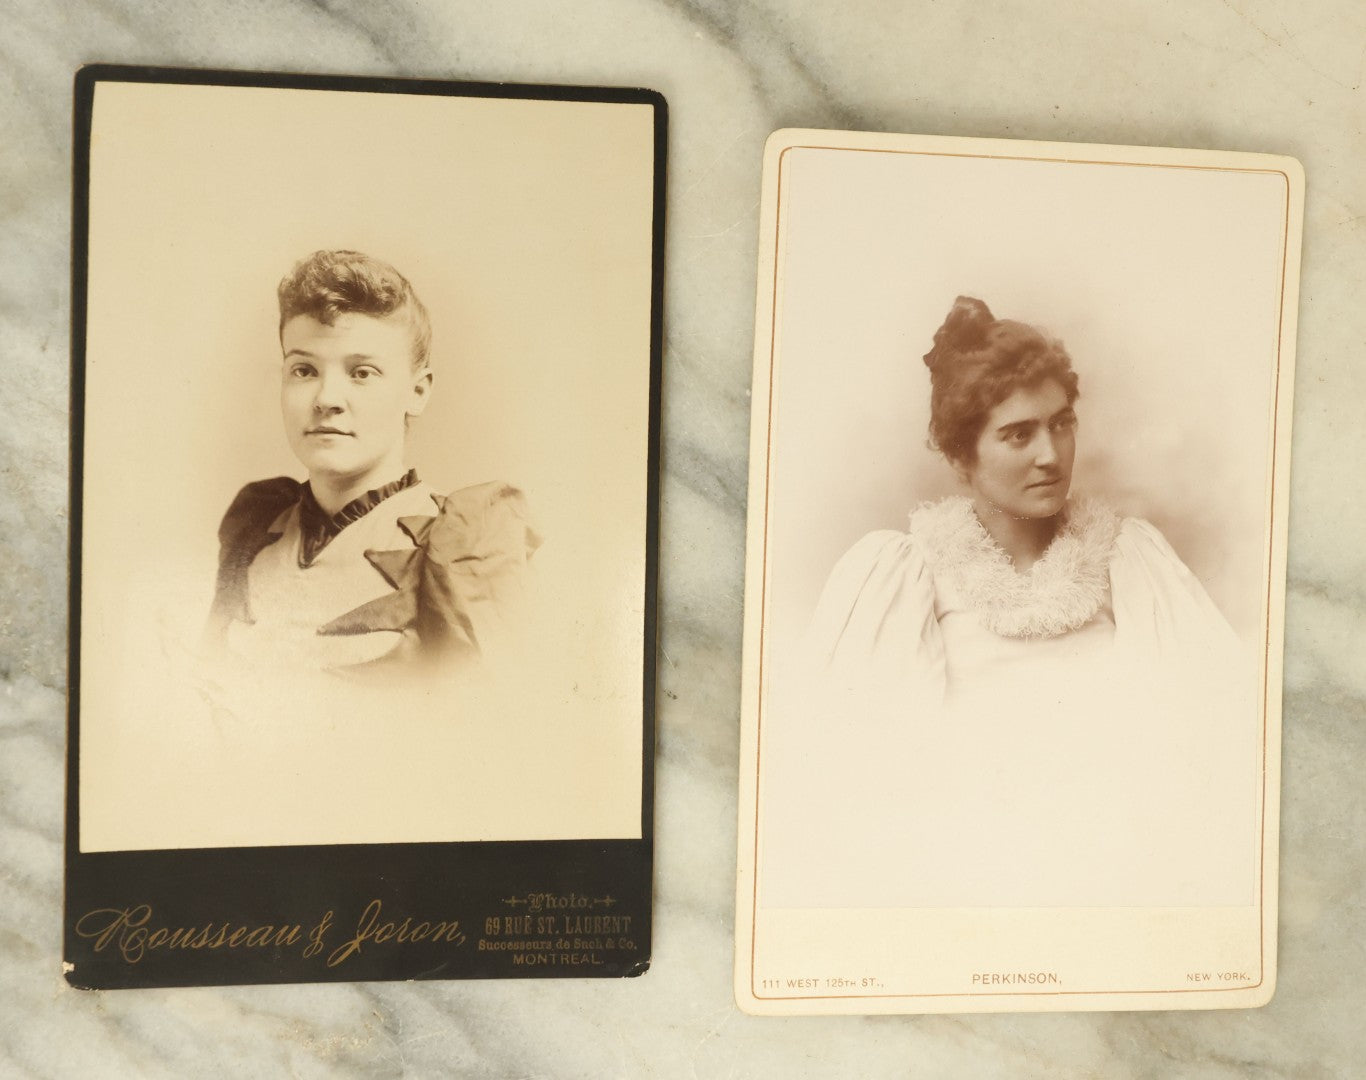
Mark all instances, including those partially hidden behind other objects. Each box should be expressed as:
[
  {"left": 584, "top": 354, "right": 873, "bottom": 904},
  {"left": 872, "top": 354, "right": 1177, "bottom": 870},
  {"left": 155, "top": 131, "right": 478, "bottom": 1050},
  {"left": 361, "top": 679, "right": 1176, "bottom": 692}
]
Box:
[
  {"left": 328, "top": 899, "right": 383, "bottom": 967},
  {"left": 74, "top": 906, "right": 148, "bottom": 954},
  {"left": 74, "top": 900, "right": 451, "bottom": 968},
  {"left": 122, "top": 927, "right": 148, "bottom": 963},
  {"left": 165, "top": 928, "right": 192, "bottom": 949},
  {"left": 74, "top": 905, "right": 309, "bottom": 965},
  {"left": 326, "top": 900, "right": 465, "bottom": 967},
  {"left": 304, "top": 911, "right": 333, "bottom": 958},
  {"left": 428, "top": 920, "right": 464, "bottom": 944}
]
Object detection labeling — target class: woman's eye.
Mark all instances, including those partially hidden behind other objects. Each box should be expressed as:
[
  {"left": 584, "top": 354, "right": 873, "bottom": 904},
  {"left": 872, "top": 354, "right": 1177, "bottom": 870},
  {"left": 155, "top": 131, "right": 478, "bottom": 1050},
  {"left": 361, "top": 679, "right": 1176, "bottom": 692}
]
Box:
[
  {"left": 289, "top": 365, "right": 315, "bottom": 379},
  {"left": 352, "top": 367, "right": 378, "bottom": 381}
]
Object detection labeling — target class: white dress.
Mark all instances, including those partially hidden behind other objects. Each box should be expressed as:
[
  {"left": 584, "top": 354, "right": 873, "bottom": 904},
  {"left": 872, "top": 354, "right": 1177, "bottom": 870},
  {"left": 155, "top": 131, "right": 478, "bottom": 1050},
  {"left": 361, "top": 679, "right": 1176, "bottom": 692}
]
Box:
[{"left": 759, "top": 497, "right": 1259, "bottom": 910}]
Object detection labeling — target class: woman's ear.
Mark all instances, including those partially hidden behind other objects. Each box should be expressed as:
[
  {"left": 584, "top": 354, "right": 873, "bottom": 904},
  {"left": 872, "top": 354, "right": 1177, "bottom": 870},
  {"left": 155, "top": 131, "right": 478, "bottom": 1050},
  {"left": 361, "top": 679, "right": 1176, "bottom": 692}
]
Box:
[{"left": 407, "top": 368, "right": 434, "bottom": 418}]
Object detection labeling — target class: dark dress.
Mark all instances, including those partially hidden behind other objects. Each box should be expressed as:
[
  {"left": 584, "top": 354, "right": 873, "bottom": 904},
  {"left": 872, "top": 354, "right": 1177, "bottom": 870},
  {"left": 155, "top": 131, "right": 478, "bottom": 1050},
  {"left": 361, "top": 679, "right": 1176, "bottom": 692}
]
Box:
[{"left": 205, "top": 471, "right": 540, "bottom": 672}]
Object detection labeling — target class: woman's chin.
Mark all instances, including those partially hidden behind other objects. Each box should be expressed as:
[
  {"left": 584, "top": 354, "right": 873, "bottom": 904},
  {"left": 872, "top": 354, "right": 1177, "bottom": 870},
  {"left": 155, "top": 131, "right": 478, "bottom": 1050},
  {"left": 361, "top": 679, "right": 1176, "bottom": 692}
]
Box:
[
  {"left": 973, "top": 485, "right": 1071, "bottom": 521},
  {"left": 301, "top": 456, "right": 372, "bottom": 484},
  {"left": 1015, "top": 489, "right": 1070, "bottom": 519}
]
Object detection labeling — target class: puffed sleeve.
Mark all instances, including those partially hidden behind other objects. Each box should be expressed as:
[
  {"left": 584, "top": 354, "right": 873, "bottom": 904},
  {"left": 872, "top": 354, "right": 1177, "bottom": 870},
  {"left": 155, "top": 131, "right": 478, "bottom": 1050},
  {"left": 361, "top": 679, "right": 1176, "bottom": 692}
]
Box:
[
  {"left": 411, "top": 480, "right": 542, "bottom": 662},
  {"left": 800, "top": 529, "right": 946, "bottom": 716},
  {"left": 204, "top": 477, "right": 301, "bottom": 647},
  {"left": 1105, "top": 520, "right": 1258, "bottom": 905},
  {"left": 759, "top": 532, "right": 946, "bottom": 903},
  {"left": 1109, "top": 518, "right": 1243, "bottom": 671}
]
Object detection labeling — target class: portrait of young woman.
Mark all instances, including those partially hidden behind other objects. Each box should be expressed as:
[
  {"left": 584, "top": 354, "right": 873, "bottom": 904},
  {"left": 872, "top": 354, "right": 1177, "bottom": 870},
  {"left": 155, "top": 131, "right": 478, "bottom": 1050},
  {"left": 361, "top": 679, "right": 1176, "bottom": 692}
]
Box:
[
  {"left": 759, "top": 292, "right": 1258, "bottom": 906},
  {"left": 203, "top": 250, "right": 539, "bottom": 676},
  {"left": 75, "top": 80, "right": 657, "bottom": 854},
  {"left": 750, "top": 145, "right": 1289, "bottom": 914},
  {"left": 805, "top": 295, "right": 1243, "bottom": 714}
]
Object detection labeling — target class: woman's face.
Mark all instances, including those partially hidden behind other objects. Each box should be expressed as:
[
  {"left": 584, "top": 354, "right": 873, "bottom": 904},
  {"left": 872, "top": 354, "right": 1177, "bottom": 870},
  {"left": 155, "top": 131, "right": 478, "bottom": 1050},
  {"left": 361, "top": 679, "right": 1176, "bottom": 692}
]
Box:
[
  {"left": 963, "top": 378, "right": 1076, "bottom": 519},
  {"left": 280, "top": 312, "right": 432, "bottom": 488}
]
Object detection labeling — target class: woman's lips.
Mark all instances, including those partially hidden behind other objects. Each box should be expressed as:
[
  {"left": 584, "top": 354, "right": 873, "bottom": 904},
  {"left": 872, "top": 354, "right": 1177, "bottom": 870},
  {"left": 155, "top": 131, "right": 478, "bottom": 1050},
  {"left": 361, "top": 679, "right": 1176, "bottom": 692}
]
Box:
[{"left": 306, "top": 428, "right": 353, "bottom": 436}]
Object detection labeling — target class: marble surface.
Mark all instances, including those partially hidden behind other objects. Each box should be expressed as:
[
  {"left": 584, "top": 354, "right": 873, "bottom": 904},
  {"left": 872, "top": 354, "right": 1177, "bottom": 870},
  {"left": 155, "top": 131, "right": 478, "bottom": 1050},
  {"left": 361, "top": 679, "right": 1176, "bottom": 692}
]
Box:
[{"left": 3, "top": 0, "right": 1365, "bottom": 1075}]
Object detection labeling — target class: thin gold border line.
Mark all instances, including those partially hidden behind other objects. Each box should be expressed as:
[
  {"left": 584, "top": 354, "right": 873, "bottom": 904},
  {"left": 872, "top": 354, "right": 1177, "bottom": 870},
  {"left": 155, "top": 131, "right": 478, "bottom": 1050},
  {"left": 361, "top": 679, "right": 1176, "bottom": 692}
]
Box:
[
  {"left": 1257, "top": 167, "right": 1292, "bottom": 985},
  {"left": 778, "top": 142, "right": 1291, "bottom": 176},
  {"left": 755, "top": 983, "right": 1261, "bottom": 1001},
  {"left": 749, "top": 143, "right": 790, "bottom": 994},
  {"left": 749, "top": 141, "right": 1290, "bottom": 1003}
]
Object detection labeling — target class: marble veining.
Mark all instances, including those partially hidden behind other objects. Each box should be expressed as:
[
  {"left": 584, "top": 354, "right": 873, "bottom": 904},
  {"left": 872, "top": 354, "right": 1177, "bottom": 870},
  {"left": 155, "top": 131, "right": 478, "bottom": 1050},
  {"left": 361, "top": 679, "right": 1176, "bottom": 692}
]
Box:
[{"left": 3, "top": 0, "right": 1365, "bottom": 1075}]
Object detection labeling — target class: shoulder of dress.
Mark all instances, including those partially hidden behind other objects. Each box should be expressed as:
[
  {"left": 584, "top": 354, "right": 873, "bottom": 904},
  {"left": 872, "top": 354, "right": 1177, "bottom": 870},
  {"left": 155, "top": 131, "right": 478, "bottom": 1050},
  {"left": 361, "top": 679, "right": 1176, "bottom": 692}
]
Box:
[
  {"left": 805, "top": 522, "right": 942, "bottom": 687},
  {"left": 435, "top": 479, "right": 530, "bottom": 516},
  {"left": 1110, "top": 516, "right": 1205, "bottom": 588},
  {"left": 835, "top": 528, "right": 920, "bottom": 570},
  {"left": 370, "top": 481, "right": 540, "bottom": 663},
  {"left": 217, "top": 477, "right": 301, "bottom": 545},
  {"left": 820, "top": 527, "right": 930, "bottom": 613},
  {"left": 1108, "top": 512, "right": 1228, "bottom": 624},
  {"left": 1112, "top": 513, "right": 1177, "bottom": 555},
  {"left": 417, "top": 480, "right": 542, "bottom": 562},
  {"left": 209, "top": 478, "right": 301, "bottom": 631},
  {"left": 1107, "top": 512, "right": 1238, "bottom": 650}
]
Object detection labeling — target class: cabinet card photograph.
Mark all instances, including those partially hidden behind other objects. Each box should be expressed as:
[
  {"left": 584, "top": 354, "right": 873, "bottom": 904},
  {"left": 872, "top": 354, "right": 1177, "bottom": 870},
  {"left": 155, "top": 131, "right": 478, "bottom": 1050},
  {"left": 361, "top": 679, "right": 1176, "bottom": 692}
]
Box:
[
  {"left": 736, "top": 129, "right": 1301, "bottom": 1014},
  {"left": 66, "top": 67, "right": 663, "bottom": 989}
]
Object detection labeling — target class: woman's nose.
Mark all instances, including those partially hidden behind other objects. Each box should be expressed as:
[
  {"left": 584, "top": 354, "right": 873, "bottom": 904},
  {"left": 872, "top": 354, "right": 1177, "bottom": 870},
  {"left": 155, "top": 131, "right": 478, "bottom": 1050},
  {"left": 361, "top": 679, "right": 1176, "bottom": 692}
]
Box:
[
  {"left": 313, "top": 371, "right": 344, "bottom": 411},
  {"left": 1034, "top": 431, "right": 1059, "bottom": 465}
]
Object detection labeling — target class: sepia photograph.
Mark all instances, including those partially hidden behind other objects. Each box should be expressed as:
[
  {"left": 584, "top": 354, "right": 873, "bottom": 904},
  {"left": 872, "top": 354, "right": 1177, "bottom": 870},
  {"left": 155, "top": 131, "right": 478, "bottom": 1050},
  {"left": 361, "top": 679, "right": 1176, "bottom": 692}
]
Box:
[
  {"left": 73, "top": 72, "right": 660, "bottom": 855},
  {"left": 737, "top": 130, "right": 1300, "bottom": 1012},
  {"left": 202, "top": 248, "right": 541, "bottom": 676}
]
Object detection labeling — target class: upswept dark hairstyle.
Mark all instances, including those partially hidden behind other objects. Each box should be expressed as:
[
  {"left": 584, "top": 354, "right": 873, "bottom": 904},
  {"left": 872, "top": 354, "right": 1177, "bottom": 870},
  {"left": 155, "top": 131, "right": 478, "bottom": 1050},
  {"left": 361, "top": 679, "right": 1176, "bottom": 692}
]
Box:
[
  {"left": 922, "top": 296, "right": 1079, "bottom": 465},
  {"left": 277, "top": 250, "right": 432, "bottom": 369}
]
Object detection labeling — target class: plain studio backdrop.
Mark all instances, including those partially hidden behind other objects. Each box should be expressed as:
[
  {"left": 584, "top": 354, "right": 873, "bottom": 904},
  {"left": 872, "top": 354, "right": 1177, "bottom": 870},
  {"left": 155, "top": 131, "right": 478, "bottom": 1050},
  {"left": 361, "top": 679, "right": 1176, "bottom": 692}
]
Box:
[
  {"left": 763, "top": 145, "right": 1287, "bottom": 664},
  {"left": 78, "top": 82, "right": 655, "bottom": 851}
]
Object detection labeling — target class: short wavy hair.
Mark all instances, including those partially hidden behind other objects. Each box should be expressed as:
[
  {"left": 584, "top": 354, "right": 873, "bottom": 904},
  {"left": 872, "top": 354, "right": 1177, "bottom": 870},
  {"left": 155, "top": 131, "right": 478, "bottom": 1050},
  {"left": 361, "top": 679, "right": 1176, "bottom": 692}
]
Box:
[
  {"left": 922, "top": 296, "right": 1079, "bottom": 465},
  {"left": 277, "top": 250, "right": 432, "bottom": 369}
]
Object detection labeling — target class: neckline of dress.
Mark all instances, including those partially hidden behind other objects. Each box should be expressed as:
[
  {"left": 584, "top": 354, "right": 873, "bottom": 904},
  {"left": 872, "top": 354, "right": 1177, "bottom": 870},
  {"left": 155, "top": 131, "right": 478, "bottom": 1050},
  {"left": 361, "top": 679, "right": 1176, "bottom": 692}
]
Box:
[
  {"left": 297, "top": 469, "right": 422, "bottom": 567},
  {"left": 909, "top": 495, "right": 1120, "bottom": 638}
]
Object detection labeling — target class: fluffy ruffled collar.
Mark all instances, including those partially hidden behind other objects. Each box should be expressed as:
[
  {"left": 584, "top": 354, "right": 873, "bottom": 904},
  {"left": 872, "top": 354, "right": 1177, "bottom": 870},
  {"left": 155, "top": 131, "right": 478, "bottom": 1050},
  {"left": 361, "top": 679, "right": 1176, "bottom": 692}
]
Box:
[{"left": 908, "top": 496, "right": 1120, "bottom": 639}]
